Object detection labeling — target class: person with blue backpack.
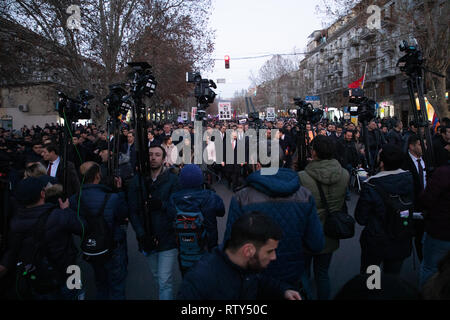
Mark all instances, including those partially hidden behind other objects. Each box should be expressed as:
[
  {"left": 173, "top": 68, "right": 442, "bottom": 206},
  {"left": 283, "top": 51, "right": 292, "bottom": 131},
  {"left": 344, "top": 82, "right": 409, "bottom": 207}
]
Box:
[{"left": 169, "top": 164, "right": 225, "bottom": 276}]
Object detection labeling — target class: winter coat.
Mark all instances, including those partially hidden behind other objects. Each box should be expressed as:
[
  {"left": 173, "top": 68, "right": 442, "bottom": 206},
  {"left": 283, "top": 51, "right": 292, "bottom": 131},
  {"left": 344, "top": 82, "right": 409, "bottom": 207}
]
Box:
[
  {"left": 69, "top": 184, "right": 129, "bottom": 243},
  {"left": 177, "top": 246, "right": 292, "bottom": 300},
  {"left": 127, "top": 168, "right": 181, "bottom": 252},
  {"left": 387, "top": 129, "right": 403, "bottom": 148},
  {"left": 355, "top": 169, "right": 414, "bottom": 260},
  {"left": 419, "top": 164, "right": 450, "bottom": 241},
  {"left": 224, "top": 168, "right": 325, "bottom": 287},
  {"left": 298, "top": 159, "right": 350, "bottom": 254},
  {"left": 0, "top": 203, "right": 82, "bottom": 280}
]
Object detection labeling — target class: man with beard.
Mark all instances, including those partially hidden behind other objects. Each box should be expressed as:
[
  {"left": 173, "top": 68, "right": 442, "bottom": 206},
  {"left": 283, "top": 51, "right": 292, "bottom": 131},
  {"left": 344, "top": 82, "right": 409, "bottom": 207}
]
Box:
[
  {"left": 127, "top": 145, "right": 180, "bottom": 300},
  {"left": 177, "top": 213, "right": 302, "bottom": 300}
]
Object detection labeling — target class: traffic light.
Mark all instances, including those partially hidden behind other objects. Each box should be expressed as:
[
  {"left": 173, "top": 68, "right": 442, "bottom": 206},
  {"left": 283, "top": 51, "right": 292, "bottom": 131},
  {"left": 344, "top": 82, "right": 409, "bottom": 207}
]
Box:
[{"left": 225, "top": 55, "right": 230, "bottom": 69}]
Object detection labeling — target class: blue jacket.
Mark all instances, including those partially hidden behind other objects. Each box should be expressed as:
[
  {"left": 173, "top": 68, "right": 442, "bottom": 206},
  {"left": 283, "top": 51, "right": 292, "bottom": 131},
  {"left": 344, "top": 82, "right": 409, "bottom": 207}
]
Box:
[
  {"left": 223, "top": 168, "right": 325, "bottom": 287},
  {"left": 0, "top": 203, "right": 82, "bottom": 278},
  {"left": 355, "top": 169, "right": 414, "bottom": 260},
  {"left": 177, "top": 246, "right": 292, "bottom": 300},
  {"left": 169, "top": 187, "right": 225, "bottom": 251},
  {"left": 127, "top": 168, "right": 181, "bottom": 252},
  {"left": 69, "top": 184, "right": 128, "bottom": 243}
]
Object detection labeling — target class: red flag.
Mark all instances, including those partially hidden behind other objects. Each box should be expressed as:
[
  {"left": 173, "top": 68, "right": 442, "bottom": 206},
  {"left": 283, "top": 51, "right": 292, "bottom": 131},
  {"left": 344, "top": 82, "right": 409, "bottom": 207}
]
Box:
[{"left": 348, "top": 75, "right": 365, "bottom": 89}]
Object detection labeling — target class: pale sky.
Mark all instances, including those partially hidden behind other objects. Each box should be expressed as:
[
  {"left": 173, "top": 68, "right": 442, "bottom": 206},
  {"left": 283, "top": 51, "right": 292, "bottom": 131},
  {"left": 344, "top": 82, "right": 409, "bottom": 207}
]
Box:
[{"left": 205, "top": 0, "right": 325, "bottom": 100}]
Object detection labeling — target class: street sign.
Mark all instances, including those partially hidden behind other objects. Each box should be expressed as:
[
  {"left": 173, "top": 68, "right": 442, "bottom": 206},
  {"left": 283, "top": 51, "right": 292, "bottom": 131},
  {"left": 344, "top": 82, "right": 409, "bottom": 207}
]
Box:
[
  {"left": 181, "top": 111, "right": 188, "bottom": 121},
  {"left": 191, "top": 107, "right": 197, "bottom": 122},
  {"left": 218, "top": 102, "right": 232, "bottom": 120}
]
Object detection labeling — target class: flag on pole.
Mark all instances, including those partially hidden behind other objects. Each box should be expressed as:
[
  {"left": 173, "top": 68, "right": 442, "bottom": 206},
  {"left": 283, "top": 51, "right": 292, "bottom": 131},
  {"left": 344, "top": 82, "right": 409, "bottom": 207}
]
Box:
[
  {"left": 361, "top": 62, "right": 368, "bottom": 89},
  {"left": 348, "top": 62, "right": 368, "bottom": 89},
  {"left": 432, "top": 112, "right": 440, "bottom": 133},
  {"left": 348, "top": 75, "right": 365, "bottom": 89}
]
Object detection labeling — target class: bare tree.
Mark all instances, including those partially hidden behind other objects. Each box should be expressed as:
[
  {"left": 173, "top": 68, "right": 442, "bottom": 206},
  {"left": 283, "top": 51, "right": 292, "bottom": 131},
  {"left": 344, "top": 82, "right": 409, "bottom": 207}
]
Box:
[
  {"left": 1, "top": 0, "right": 215, "bottom": 122},
  {"left": 252, "top": 55, "right": 298, "bottom": 108}
]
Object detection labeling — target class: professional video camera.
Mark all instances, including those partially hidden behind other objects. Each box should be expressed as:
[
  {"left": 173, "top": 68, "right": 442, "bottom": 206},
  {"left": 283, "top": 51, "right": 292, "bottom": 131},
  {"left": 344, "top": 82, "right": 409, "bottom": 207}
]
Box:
[
  {"left": 397, "top": 40, "right": 424, "bottom": 76},
  {"left": 395, "top": 40, "right": 444, "bottom": 173},
  {"left": 57, "top": 90, "right": 93, "bottom": 121},
  {"left": 294, "top": 98, "right": 323, "bottom": 124},
  {"left": 186, "top": 72, "right": 217, "bottom": 109},
  {"left": 127, "top": 62, "right": 157, "bottom": 98},
  {"left": 343, "top": 88, "right": 376, "bottom": 123},
  {"left": 104, "top": 83, "right": 132, "bottom": 118}
]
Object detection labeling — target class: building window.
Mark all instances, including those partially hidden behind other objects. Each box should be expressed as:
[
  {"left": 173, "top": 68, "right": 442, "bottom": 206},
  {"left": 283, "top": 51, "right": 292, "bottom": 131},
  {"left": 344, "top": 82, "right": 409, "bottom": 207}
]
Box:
[{"left": 379, "top": 82, "right": 385, "bottom": 97}]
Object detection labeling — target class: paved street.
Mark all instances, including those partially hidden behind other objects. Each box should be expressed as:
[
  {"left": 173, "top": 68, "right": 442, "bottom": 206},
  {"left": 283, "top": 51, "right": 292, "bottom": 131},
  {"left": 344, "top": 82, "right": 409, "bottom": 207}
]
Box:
[{"left": 78, "top": 179, "right": 420, "bottom": 300}]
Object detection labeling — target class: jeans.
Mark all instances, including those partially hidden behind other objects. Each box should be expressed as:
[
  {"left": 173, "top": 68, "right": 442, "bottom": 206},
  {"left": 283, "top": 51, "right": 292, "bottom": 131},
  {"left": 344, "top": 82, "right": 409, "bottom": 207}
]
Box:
[
  {"left": 145, "top": 248, "right": 178, "bottom": 300},
  {"left": 91, "top": 242, "right": 128, "bottom": 300},
  {"left": 419, "top": 233, "right": 450, "bottom": 289},
  {"left": 302, "top": 253, "right": 333, "bottom": 300}
]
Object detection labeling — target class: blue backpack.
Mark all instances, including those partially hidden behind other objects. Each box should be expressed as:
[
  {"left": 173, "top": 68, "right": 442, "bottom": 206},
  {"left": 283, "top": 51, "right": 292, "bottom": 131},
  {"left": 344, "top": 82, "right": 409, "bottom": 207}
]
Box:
[{"left": 174, "top": 205, "right": 206, "bottom": 273}]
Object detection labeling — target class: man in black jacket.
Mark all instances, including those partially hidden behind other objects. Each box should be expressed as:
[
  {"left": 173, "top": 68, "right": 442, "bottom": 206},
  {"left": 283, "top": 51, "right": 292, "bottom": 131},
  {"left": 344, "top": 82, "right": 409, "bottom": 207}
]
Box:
[
  {"left": 0, "top": 177, "right": 83, "bottom": 299},
  {"left": 387, "top": 120, "right": 403, "bottom": 148},
  {"left": 401, "top": 134, "right": 427, "bottom": 262},
  {"left": 337, "top": 130, "right": 360, "bottom": 172},
  {"left": 177, "top": 213, "right": 302, "bottom": 300},
  {"left": 355, "top": 144, "right": 414, "bottom": 275},
  {"left": 41, "top": 144, "right": 80, "bottom": 197}
]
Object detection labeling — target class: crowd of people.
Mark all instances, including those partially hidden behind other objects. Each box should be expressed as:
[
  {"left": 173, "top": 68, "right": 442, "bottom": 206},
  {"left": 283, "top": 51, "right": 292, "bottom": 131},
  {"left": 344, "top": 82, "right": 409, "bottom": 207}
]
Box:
[{"left": 0, "top": 114, "right": 449, "bottom": 301}]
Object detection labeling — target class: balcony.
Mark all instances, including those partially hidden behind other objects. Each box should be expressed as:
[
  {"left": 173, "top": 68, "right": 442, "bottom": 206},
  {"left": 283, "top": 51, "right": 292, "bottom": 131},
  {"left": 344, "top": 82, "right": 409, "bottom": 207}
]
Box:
[
  {"left": 360, "top": 49, "right": 377, "bottom": 62},
  {"left": 381, "top": 43, "right": 395, "bottom": 55},
  {"left": 349, "top": 57, "right": 360, "bottom": 65},
  {"left": 379, "top": 67, "right": 396, "bottom": 79},
  {"left": 360, "top": 29, "right": 377, "bottom": 41},
  {"left": 349, "top": 37, "right": 360, "bottom": 47}
]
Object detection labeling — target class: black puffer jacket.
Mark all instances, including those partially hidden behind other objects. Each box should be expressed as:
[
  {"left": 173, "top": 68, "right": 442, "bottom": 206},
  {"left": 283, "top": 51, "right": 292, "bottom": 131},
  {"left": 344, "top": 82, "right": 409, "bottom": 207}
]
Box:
[
  {"left": 0, "top": 203, "right": 83, "bottom": 278},
  {"left": 355, "top": 170, "right": 414, "bottom": 260}
]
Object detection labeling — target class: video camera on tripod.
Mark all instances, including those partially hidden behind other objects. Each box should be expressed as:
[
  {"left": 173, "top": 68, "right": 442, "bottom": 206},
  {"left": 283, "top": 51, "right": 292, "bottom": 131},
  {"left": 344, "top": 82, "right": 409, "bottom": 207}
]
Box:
[
  {"left": 127, "top": 62, "right": 157, "bottom": 99},
  {"left": 343, "top": 88, "right": 376, "bottom": 123},
  {"left": 293, "top": 98, "right": 323, "bottom": 124},
  {"left": 395, "top": 40, "right": 444, "bottom": 173},
  {"left": 104, "top": 84, "right": 132, "bottom": 118},
  {"left": 57, "top": 90, "right": 93, "bottom": 121},
  {"left": 186, "top": 72, "right": 217, "bottom": 109}
]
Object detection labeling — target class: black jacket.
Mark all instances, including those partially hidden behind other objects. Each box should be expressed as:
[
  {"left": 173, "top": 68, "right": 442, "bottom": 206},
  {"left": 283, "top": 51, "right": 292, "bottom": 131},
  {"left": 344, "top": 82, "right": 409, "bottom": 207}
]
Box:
[
  {"left": 419, "top": 164, "right": 450, "bottom": 241},
  {"left": 177, "top": 246, "right": 292, "bottom": 300},
  {"left": 387, "top": 129, "right": 403, "bottom": 148},
  {"left": 337, "top": 140, "right": 360, "bottom": 169},
  {"left": 401, "top": 154, "right": 426, "bottom": 212},
  {"left": 355, "top": 170, "right": 414, "bottom": 260},
  {"left": 0, "top": 204, "right": 82, "bottom": 279}
]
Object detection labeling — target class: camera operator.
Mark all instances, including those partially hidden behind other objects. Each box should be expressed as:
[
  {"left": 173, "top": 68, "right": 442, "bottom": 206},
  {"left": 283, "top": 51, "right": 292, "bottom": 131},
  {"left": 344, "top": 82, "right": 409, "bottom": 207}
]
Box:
[{"left": 127, "top": 145, "right": 181, "bottom": 300}]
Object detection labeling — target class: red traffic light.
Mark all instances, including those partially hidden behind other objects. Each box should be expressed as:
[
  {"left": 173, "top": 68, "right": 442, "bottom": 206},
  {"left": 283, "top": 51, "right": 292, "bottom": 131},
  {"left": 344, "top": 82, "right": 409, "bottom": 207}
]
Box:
[{"left": 225, "top": 55, "right": 230, "bottom": 69}]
